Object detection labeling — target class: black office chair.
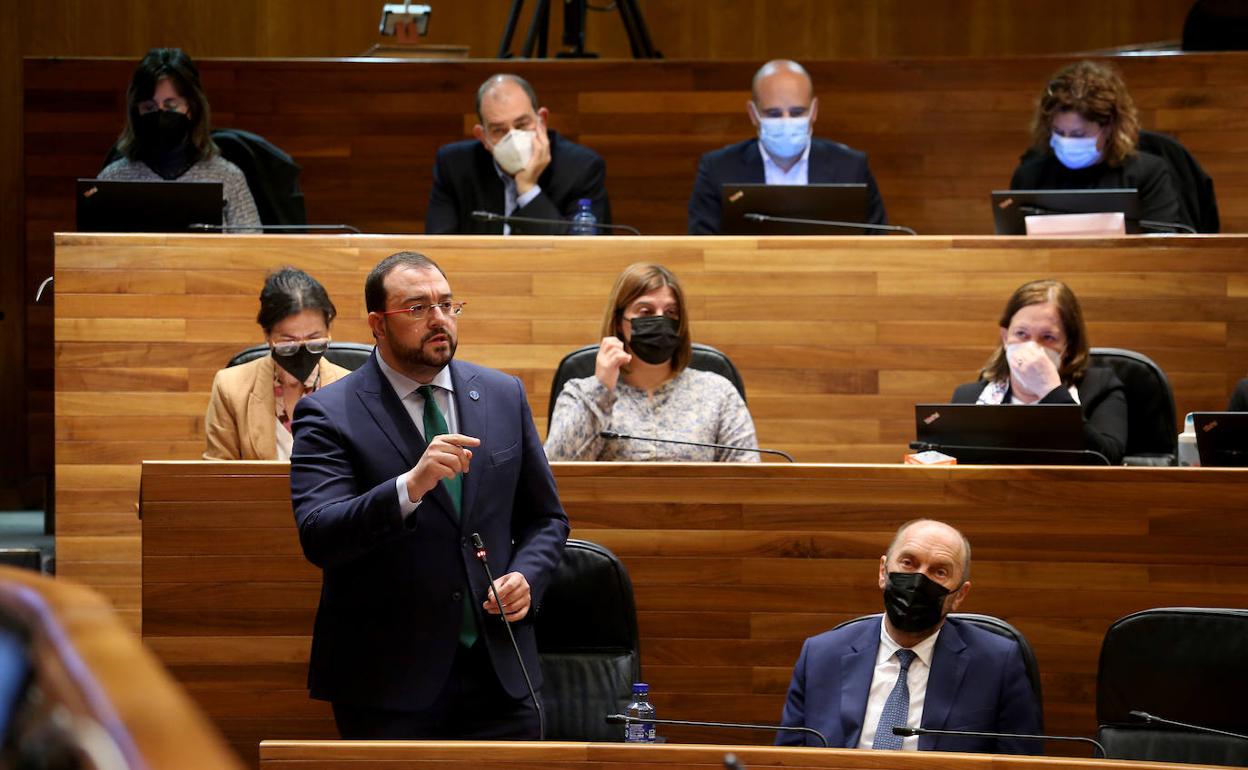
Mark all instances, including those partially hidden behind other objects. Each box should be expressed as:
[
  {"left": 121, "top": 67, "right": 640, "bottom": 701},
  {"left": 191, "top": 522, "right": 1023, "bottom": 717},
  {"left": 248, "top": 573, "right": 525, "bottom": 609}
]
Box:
[
  {"left": 1096, "top": 608, "right": 1248, "bottom": 767},
  {"left": 226, "top": 342, "right": 373, "bottom": 371},
  {"left": 834, "top": 612, "right": 1043, "bottom": 730},
  {"left": 0, "top": 548, "right": 43, "bottom": 573},
  {"left": 546, "top": 342, "right": 746, "bottom": 427},
  {"left": 535, "top": 539, "right": 640, "bottom": 741},
  {"left": 1089, "top": 347, "right": 1177, "bottom": 466},
  {"left": 101, "top": 127, "right": 307, "bottom": 226},
  {"left": 1137, "top": 130, "right": 1219, "bottom": 234}
]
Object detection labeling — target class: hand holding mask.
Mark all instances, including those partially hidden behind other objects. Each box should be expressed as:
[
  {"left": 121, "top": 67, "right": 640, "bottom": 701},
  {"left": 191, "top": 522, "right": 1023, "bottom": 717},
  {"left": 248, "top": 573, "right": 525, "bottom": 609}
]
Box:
[
  {"left": 1005, "top": 340, "right": 1062, "bottom": 400},
  {"left": 491, "top": 129, "right": 535, "bottom": 176}
]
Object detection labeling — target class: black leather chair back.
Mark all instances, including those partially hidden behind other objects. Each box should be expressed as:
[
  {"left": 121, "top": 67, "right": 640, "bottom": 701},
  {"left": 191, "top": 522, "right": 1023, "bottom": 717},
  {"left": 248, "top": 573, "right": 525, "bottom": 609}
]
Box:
[
  {"left": 834, "top": 612, "right": 1043, "bottom": 729},
  {"left": 226, "top": 342, "right": 373, "bottom": 372},
  {"left": 547, "top": 342, "right": 746, "bottom": 427},
  {"left": 1096, "top": 607, "right": 1248, "bottom": 766},
  {"left": 535, "top": 539, "right": 640, "bottom": 742},
  {"left": 1137, "top": 130, "right": 1219, "bottom": 234},
  {"left": 1089, "top": 347, "right": 1177, "bottom": 465}
]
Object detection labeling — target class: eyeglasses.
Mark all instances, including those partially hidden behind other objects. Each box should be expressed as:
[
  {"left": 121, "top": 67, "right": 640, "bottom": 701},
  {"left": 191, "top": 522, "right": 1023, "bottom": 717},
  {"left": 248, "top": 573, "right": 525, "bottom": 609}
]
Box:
[
  {"left": 378, "top": 301, "right": 466, "bottom": 320},
  {"left": 272, "top": 338, "right": 330, "bottom": 357}
]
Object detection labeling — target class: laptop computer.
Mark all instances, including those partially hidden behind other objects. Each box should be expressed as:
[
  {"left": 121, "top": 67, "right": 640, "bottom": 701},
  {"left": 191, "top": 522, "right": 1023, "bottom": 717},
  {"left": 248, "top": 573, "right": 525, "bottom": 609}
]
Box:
[
  {"left": 1192, "top": 412, "right": 1248, "bottom": 467},
  {"left": 912, "top": 402, "right": 1109, "bottom": 465},
  {"left": 990, "top": 188, "right": 1141, "bottom": 235},
  {"left": 76, "top": 178, "right": 224, "bottom": 233},
  {"left": 720, "top": 183, "right": 869, "bottom": 235}
]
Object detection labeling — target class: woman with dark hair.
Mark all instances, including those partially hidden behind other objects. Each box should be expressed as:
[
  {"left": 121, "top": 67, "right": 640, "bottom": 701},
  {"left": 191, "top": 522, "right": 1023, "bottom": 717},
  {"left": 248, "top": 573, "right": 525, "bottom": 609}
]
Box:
[
  {"left": 544, "top": 262, "right": 759, "bottom": 462},
  {"left": 204, "top": 268, "right": 350, "bottom": 460},
  {"left": 1010, "top": 60, "right": 1184, "bottom": 228},
  {"left": 99, "top": 47, "right": 260, "bottom": 230},
  {"left": 950, "top": 279, "right": 1127, "bottom": 464}
]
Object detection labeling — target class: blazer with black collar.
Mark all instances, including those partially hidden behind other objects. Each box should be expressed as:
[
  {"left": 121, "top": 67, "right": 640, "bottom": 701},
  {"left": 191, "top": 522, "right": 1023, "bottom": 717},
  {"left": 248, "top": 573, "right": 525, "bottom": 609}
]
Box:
[
  {"left": 289, "top": 353, "right": 569, "bottom": 710},
  {"left": 687, "top": 137, "right": 887, "bottom": 235},
  {"left": 425, "top": 129, "right": 611, "bottom": 235},
  {"left": 777, "top": 616, "right": 1043, "bottom": 753}
]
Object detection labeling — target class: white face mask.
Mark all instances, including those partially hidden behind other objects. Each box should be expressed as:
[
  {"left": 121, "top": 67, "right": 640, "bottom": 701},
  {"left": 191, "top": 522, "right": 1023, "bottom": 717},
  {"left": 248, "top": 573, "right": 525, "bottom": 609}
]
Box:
[{"left": 491, "top": 129, "right": 534, "bottom": 176}]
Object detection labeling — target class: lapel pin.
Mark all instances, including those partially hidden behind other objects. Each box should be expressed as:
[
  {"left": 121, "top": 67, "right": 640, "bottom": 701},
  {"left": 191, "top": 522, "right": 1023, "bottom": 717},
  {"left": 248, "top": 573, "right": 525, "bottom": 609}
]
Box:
[{"left": 469, "top": 390, "right": 480, "bottom": 401}]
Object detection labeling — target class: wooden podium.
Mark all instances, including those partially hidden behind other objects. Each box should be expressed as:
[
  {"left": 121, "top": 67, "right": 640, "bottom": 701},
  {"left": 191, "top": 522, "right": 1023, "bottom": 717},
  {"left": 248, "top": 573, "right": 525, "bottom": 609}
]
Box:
[{"left": 257, "top": 740, "right": 1224, "bottom": 770}]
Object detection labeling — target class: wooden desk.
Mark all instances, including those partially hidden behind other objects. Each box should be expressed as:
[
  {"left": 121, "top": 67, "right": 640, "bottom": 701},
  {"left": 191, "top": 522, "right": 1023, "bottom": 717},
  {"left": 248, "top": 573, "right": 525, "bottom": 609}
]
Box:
[
  {"left": 55, "top": 232, "right": 1248, "bottom": 632},
  {"left": 140, "top": 461, "right": 1248, "bottom": 764},
  {"left": 258, "top": 741, "right": 1224, "bottom": 770},
  {"left": 0, "top": 565, "right": 242, "bottom": 770}
]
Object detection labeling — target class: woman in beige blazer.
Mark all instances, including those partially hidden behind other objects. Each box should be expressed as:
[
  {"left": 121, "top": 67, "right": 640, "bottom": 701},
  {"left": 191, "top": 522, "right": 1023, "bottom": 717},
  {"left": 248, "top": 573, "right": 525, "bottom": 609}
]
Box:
[{"left": 204, "top": 268, "right": 352, "bottom": 460}]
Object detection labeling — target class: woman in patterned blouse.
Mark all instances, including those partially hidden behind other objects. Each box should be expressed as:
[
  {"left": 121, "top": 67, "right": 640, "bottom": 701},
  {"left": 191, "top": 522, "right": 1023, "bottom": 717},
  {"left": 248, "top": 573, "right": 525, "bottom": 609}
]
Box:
[
  {"left": 99, "top": 47, "right": 261, "bottom": 230},
  {"left": 544, "top": 262, "right": 760, "bottom": 462}
]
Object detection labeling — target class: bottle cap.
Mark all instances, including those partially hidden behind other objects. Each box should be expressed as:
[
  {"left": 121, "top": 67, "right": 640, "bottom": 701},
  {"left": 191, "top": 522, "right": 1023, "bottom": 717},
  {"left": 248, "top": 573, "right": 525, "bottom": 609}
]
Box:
[{"left": 632, "top": 682, "right": 648, "bottom": 693}]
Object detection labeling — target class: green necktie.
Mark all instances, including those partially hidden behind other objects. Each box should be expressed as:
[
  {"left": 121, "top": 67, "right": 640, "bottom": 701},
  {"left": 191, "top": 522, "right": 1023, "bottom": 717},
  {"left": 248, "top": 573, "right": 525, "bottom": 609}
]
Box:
[{"left": 417, "top": 385, "right": 477, "bottom": 648}]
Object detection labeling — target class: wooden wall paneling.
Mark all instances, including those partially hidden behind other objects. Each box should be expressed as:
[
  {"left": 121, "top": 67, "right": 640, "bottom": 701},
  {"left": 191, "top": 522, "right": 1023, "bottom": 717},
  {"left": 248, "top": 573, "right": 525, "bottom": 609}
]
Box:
[
  {"left": 141, "top": 461, "right": 1248, "bottom": 765},
  {"left": 0, "top": 7, "right": 25, "bottom": 497},
  {"left": 22, "top": 54, "right": 1248, "bottom": 506},
  {"left": 57, "top": 231, "right": 1248, "bottom": 646}
]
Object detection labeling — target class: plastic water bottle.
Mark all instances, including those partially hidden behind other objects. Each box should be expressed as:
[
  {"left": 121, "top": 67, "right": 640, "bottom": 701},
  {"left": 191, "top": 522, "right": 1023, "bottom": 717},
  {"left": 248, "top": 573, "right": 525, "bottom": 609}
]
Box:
[
  {"left": 1178, "top": 412, "right": 1200, "bottom": 467},
  {"left": 624, "top": 682, "right": 657, "bottom": 742},
  {"left": 568, "top": 198, "right": 598, "bottom": 235}
]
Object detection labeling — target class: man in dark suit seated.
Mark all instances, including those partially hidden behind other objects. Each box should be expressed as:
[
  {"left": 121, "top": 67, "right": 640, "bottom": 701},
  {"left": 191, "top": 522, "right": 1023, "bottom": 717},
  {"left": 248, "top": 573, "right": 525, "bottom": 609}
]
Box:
[
  {"left": 290, "top": 251, "right": 569, "bottom": 738},
  {"left": 688, "top": 59, "right": 886, "bottom": 235},
  {"left": 426, "top": 74, "right": 610, "bottom": 235},
  {"left": 777, "top": 519, "right": 1043, "bottom": 753}
]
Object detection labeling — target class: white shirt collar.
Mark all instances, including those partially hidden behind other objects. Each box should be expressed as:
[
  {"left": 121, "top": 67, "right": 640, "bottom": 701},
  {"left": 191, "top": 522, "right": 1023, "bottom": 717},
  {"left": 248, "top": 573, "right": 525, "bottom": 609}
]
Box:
[
  {"left": 877, "top": 615, "right": 942, "bottom": 669},
  {"left": 759, "top": 138, "right": 812, "bottom": 185},
  {"left": 375, "top": 351, "right": 454, "bottom": 401}
]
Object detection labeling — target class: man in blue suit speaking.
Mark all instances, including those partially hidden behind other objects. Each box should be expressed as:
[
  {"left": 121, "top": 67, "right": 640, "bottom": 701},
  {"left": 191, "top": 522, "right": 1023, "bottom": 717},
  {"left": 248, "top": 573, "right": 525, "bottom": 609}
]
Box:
[
  {"left": 290, "top": 251, "right": 569, "bottom": 739},
  {"left": 777, "top": 519, "right": 1043, "bottom": 753}
]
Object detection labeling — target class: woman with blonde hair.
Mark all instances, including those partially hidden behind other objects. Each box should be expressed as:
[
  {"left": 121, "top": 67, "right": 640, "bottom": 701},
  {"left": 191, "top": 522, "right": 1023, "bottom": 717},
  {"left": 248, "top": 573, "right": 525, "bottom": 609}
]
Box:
[{"left": 544, "top": 263, "right": 758, "bottom": 462}]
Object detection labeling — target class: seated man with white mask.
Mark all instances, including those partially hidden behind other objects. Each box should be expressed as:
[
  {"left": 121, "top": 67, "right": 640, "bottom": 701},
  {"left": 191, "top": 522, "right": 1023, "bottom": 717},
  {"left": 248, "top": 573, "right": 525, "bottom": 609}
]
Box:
[
  {"left": 687, "top": 59, "right": 887, "bottom": 235},
  {"left": 426, "top": 73, "right": 611, "bottom": 235}
]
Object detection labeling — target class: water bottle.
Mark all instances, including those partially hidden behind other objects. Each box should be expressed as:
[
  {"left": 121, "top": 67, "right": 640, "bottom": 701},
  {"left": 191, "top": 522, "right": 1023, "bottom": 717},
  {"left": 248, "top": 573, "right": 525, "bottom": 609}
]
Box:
[
  {"left": 624, "top": 682, "right": 657, "bottom": 742},
  {"left": 568, "top": 198, "right": 598, "bottom": 235},
  {"left": 1178, "top": 412, "right": 1200, "bottom": 467}
]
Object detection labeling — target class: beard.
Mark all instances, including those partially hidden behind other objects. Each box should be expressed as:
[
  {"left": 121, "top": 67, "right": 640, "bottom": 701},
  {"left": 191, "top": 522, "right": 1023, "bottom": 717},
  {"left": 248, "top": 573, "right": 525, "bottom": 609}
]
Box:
[{"left": 387, "top": 319, "right": 458, "bottom": 371}]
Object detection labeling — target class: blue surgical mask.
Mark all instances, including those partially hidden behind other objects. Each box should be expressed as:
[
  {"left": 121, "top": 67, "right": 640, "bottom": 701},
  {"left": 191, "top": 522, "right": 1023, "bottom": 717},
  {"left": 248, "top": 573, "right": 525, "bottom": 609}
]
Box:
[
  {"left": 758, "top": 116, "right": 810, "bottom": 161},
  {"left": 1050, "top": 133, "right": 1101, "bottom": 170}
]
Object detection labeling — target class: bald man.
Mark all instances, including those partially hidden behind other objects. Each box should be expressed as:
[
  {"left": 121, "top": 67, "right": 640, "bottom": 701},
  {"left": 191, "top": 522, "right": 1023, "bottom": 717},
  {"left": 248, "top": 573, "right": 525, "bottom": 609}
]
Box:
[
  {"left": 777, "top": 519, "right": 1043, "bottom": 753},
  {"left": 688, "top": 59, "right": 886, "bottom": 234},
  {"left": 426, "top": 73, "right": 610, "bottom": 235}
]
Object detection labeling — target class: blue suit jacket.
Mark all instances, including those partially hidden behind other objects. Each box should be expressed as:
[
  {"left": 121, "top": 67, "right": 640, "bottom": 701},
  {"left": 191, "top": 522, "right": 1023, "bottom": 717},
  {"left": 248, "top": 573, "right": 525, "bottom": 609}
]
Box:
[
  {"left": 289, "top": 354, "right": 569, "bottom": 710},
  {"left": 778, "top": 617, "right": 1043, "bottom": 754},
  {"left": 687, "top": 137, "right": 887, "bottom": 234}
]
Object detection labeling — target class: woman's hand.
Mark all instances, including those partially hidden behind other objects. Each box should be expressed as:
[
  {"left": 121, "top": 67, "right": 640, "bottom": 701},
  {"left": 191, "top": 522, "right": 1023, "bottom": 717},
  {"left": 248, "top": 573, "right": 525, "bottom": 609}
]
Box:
[
  {"left": 1007, "top": 341, "right": 1062, "bottom": 400},
  {"left": 594, "top": 336, "right": 631, "bottom": 390}
]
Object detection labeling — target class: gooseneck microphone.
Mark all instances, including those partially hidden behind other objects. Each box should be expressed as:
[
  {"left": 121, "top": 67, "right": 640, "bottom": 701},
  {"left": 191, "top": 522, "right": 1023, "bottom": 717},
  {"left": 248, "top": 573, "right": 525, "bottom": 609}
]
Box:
[
  {"left": 1130, "top": 710, "right": 1248, "bottom": 740},
  {"left": 743, "top": 212, "right": 918, "bottom": 236},
  {"left": 605, "top": 713, "right": 828, "bottom": 748},
  {"left": 598, "top": 430, "right": 795, "bottom": 462},
  {"left": 469, "top": 532, "right": 545, "bottom": 740},
  {"left": 891, "top": 726, "right": 1106, "bottom": 757},
  {"left": 189, "top": 223, "right": 363, "bottom": 233},
  {"left": 470, "top": 210, "right": 643, "bottom": 235}
]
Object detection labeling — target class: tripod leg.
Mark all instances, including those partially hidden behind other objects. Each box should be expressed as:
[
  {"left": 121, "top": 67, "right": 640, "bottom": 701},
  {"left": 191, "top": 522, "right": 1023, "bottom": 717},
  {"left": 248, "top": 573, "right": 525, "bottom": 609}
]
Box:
[
  {"left": 521, "top": 0, "right": 551, "bottom": 58},
  {"left": 498, "top": 0, "right": 526, "bottom": 58}
]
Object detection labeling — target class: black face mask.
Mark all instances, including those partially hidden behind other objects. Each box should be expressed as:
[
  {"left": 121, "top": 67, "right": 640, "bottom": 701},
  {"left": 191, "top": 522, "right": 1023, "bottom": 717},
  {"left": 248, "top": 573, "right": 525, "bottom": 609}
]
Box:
[
  {"left": 627, "top": 315, "right": 681, "bottom": 365},
  {"left": 883, "top": 571, "right": 952, "bottom": 634},
  {"left": 134, "top": 110, "right": 196, "bottom": 179},
  {"left": 272, "top": 344, "right": 325, "bottom": 383}
]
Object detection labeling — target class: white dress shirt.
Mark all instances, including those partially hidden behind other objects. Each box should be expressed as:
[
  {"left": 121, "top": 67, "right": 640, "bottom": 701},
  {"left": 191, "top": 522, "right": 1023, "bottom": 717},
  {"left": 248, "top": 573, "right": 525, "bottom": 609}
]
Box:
[
  {"left": 375, "top": 353, "right": 458, "bottom": 517},
  {"left": 856, "top": 617, "right": 943, "bottom": 750},
  {"left": 760, "top": 140, "right": 812, "bottom": 186}
]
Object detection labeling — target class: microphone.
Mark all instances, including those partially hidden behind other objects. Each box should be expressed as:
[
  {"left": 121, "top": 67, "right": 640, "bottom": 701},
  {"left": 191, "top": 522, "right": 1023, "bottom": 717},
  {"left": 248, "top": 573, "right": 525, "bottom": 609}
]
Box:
[
  {"left": 891, "top": 726, "right": 1106, "bottom": 757},
  {"left": 189, "top": 223, "right": 363, "bottom": 233},
  {"left": 743, "top": 212, "right": 918, "bottom": 236},
  {"left": 469, "top": 532, "right": 545, "bottom": 740},
  {"left": 1130, "top": 710, "right": 1248, "bottom": 740},
  {"left": 470, "top": 210, "right": 642, "bottom": 235},
  {"left": 605, "top": 713, "right": 828, "bottom": 747},
  {"left": 598, "top": 430, "right": 795, "bottom": 462}
]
